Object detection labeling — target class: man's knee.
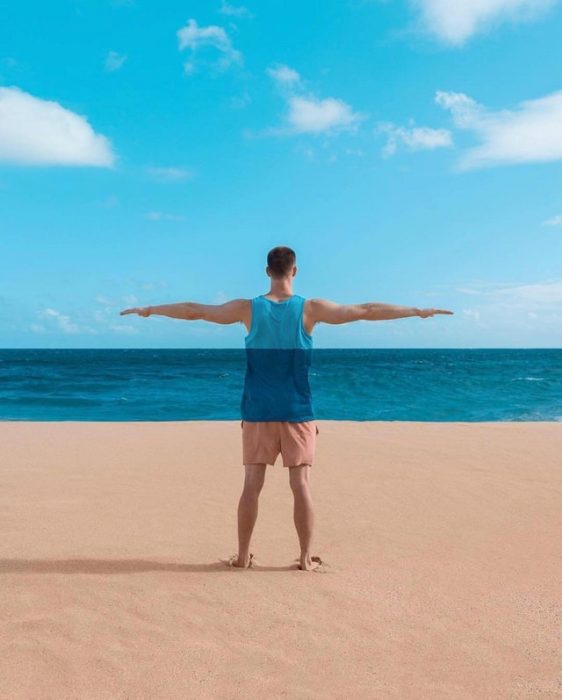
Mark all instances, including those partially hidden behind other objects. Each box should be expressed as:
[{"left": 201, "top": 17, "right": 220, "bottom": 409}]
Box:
[
  {"left": 243, "top": 463, "right": 266, "bottom": 494},
  {"left": 289, "top": 464, "right": 311, "bottom": 492},
  {"left": 243, "top": 480, "right": 264, "bottom": 496}
]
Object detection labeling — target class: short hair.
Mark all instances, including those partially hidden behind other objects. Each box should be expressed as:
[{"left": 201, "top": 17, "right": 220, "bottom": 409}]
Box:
[{"left": 267, "top": 246, "right": 296, "bottom": 278}]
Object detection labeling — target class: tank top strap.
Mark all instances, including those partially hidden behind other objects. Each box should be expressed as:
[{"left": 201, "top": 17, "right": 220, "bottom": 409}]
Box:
[{"left": 251, "top": 294, "right": 267, "bottom": 321}]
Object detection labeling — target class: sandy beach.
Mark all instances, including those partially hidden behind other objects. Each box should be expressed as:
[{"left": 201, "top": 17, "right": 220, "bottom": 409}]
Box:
[{"left": 0, "top": 420, "right": 560, "bottom": 699}]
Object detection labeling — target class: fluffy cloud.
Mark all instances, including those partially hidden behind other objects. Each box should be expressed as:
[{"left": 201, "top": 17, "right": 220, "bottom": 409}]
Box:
[
  {"left": 177, "top": 19, "right": 242, "bottom": 73},
  {"left": 0, "top": 87, "right": 115, "bottom": 167},
  {"left": 436, "top": 89, "right": 562, "bottom": 169},
  {"left": 377, "top": 121, "right": 453, "bottom": 156},
  {"left": 105, "top": 50, "right": 127, "bottom": 72},
  {"left": 413, "top": 0, "right": 557, "bottom": 45},
  {"left": 266, "top": 64, "right": 363, "bottom": 135},
  {"left": 287, "top": 96, "right": 362, "bottom": 134},
  {"left": 36, "top": 300, "right": 140, "bottom": 337},
  {"left": 38, "top": 308, "right": 82, "bottom": 335},
  {"left": 267, "top": 64, "right": 301, "bottom": 85}
]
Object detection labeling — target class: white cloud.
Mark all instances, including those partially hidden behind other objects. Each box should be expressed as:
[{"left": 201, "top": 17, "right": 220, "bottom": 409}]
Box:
[
  {"left": 38, "top": 308, "right": 81, "bottom": 334},
  {"left": 267, "top": 64, "right": 301, "bottom": 85},
  {"left": 377, "top": 120, "right": 453, "bottom": 156},
  {"left": 109, "top": 324, "right": 139, "bottom": 335},
  {"left": 542, "top": 214, "right": 562, "bottom": 226},
  {"left": 264, "top": 65, "right": 363, "bottom": 136},
  {"left": 146, "top": 166, "right": 194, "bottom": 182},
  {"left": 140, "top": 281, "right": 167, "bottom": 290},
  {"left": 177, "top": 18, "right": 242, "bottom": 72},
  {"left": 462, "top": 309, "right": 481, "bottom": 321},
  {"left": 459, "top": 279, "right": 562, "bottom": 305},
  {"left": 288, "top": 96, "right": 362, "bottom": 134},
  {"left": 0, "top": 87, "right": 115, "bottom": 167},
  {"left": 436, "top": 89, "right": 562, "bottom": 169},
  {"left": 105, "top": 50, "right": 127, "bottom": 72},
  {"left": 497, "top": 280, "right": 562, "bottom": 304},
  {"left": 145, "top": 211, "right": 186, "bottom": 221},
  {"left": 219, "top": 1, "right": 253, "bottom": 18},
  {"left": 413, "top": 0, "right": 557, "bottom": 46},
  {"left": 455, "top": 279, "right": 562, "bottom": 340}
]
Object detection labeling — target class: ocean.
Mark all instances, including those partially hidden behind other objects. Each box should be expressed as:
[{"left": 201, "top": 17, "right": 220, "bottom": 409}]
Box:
[{"left": 0, "top": 348, "right": 561, "bottom": 422}]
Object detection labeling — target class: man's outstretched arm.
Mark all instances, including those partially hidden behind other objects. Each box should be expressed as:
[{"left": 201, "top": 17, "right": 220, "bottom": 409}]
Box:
[
  {"left": 119, "top": 299, "right": 249, "bottom": 324},
  {"left": 307, "top": 298, "right": 454, "bottom": 325}
]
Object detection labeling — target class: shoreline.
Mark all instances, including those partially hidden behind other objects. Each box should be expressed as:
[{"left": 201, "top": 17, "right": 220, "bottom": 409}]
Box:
[{"left": 1, "top": 418, "right": 561, "bottom": 423}]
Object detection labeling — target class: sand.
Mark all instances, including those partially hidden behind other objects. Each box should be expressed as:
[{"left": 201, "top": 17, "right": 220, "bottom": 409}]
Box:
[{"left": 0, "top": 420, "right": 561, "bottom": 699}]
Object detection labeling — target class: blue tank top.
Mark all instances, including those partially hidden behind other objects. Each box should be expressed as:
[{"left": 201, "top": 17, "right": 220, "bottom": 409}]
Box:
[{"left": 241, "top": 294, "right": 314, "bottom": 422}]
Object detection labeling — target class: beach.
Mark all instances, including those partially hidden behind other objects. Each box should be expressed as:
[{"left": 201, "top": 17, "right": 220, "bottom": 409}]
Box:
[{"left": 1, "top": 420, "right": 561, "bottom": 699}]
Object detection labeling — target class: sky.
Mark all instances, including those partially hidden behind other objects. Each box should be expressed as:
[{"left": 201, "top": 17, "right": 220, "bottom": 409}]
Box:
[{"left": 1, "top": 0, "right": 562, "bottom": 349}]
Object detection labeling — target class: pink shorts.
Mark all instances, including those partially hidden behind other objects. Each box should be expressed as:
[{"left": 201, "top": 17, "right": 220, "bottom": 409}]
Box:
[{"left": 241, "top": 420, "right": 320, "bottom": 468}]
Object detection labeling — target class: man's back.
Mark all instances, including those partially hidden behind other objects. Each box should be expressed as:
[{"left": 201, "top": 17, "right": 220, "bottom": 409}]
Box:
[{"left": 241, "top": 294, "right": 314, "bottom": 422}]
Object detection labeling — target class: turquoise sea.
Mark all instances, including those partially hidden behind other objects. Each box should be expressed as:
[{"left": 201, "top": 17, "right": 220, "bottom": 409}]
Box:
[{"left": 0, "top": 349, "right": 561, "bottom": 421}]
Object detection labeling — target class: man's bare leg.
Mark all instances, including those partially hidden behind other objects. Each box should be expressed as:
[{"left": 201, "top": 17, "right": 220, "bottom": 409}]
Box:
[
  {"left": 289, "top": 464, "right": 321, "bottom": 571},
  {"left": 233, "top": 463, "right": 266, "bottom": 567}
]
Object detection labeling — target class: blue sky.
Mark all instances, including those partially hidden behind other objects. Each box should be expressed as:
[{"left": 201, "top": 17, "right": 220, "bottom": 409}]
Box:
[{"left": 1, "top": 0, "right": 562, "bottom": 348}]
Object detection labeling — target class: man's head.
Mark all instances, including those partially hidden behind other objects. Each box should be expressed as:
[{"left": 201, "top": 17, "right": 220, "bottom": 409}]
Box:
[{"left": 266, "top": 246, "right": 297, "bottom": 279}]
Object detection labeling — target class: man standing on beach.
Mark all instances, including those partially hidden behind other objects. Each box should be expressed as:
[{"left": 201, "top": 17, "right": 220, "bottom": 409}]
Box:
[{"left": 120, "top": 246, "right": 453, "bottom": 571}]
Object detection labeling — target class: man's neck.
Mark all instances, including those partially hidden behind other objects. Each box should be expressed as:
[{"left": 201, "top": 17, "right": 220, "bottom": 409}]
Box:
[{"left": 267, "top": 278, "right": 293, "bottom": 298}]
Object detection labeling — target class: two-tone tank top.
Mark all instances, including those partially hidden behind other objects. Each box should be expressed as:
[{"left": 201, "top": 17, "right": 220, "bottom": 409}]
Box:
[{"left": 240, "top": 294, "right": 314, "bottom": 422}]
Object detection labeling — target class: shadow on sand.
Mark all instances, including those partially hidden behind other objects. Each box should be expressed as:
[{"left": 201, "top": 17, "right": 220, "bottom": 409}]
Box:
[{"left": 0, "top": 557, "right": 328, "bottom": 574}]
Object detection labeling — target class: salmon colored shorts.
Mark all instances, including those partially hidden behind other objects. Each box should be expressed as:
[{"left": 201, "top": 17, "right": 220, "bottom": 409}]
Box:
[{"left": 241, "top": 420, "right": 320, "bottom": 468}]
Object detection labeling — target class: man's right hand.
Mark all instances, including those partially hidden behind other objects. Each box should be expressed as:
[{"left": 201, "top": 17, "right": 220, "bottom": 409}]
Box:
[
  {"left": 416, "top": 308, "right": 454, "bottom": 318},
  {"left": 120, "top": 307, "right": 151, "bottom": 317}
]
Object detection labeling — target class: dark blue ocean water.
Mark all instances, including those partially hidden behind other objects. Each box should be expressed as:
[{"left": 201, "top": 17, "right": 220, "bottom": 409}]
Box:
[{"left": 0, "top": 349, "right": 561, "bottom": 421}]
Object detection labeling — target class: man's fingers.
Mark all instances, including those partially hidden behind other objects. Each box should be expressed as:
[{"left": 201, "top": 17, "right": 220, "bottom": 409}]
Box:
[{"left": 420, "top": 308, "right": 454, "bottom": 317}]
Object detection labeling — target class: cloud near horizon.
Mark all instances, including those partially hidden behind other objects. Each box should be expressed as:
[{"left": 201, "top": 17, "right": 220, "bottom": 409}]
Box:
[
  {"left": 459, "top": 279, "right": 562, "bottom": 304},
  {"left": 413, "top": 0, "right": 558, "bottom": 45},
  {"left": 0, "top": 87, "right": 115, "bottom": 167},
  {"left": 456, "top": 278, "right": 562, "bottom": 334}
]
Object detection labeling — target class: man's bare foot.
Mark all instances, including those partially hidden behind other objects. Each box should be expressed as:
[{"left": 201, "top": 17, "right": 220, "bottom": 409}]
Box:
[
  {"left": 228, "top": 553, "right": 254, "bottom": 568},
  {"left": 297, "top": 555, "right": 323, "bottom": 571}
]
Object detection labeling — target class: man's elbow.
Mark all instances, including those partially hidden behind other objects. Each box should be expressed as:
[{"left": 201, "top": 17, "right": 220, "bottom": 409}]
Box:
[{"left": 182, "top": 302, "right": 202, "bottom": 320}]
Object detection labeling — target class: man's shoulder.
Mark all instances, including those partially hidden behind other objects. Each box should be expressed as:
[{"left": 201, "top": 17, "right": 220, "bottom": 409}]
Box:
[{"left": 304, "top": 298, "right": 327, "bottom": 313}]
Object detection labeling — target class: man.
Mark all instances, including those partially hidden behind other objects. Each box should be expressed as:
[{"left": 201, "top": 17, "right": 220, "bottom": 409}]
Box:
[{"left": 120, "top": 246, "right": 453, "bottom": 572}]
